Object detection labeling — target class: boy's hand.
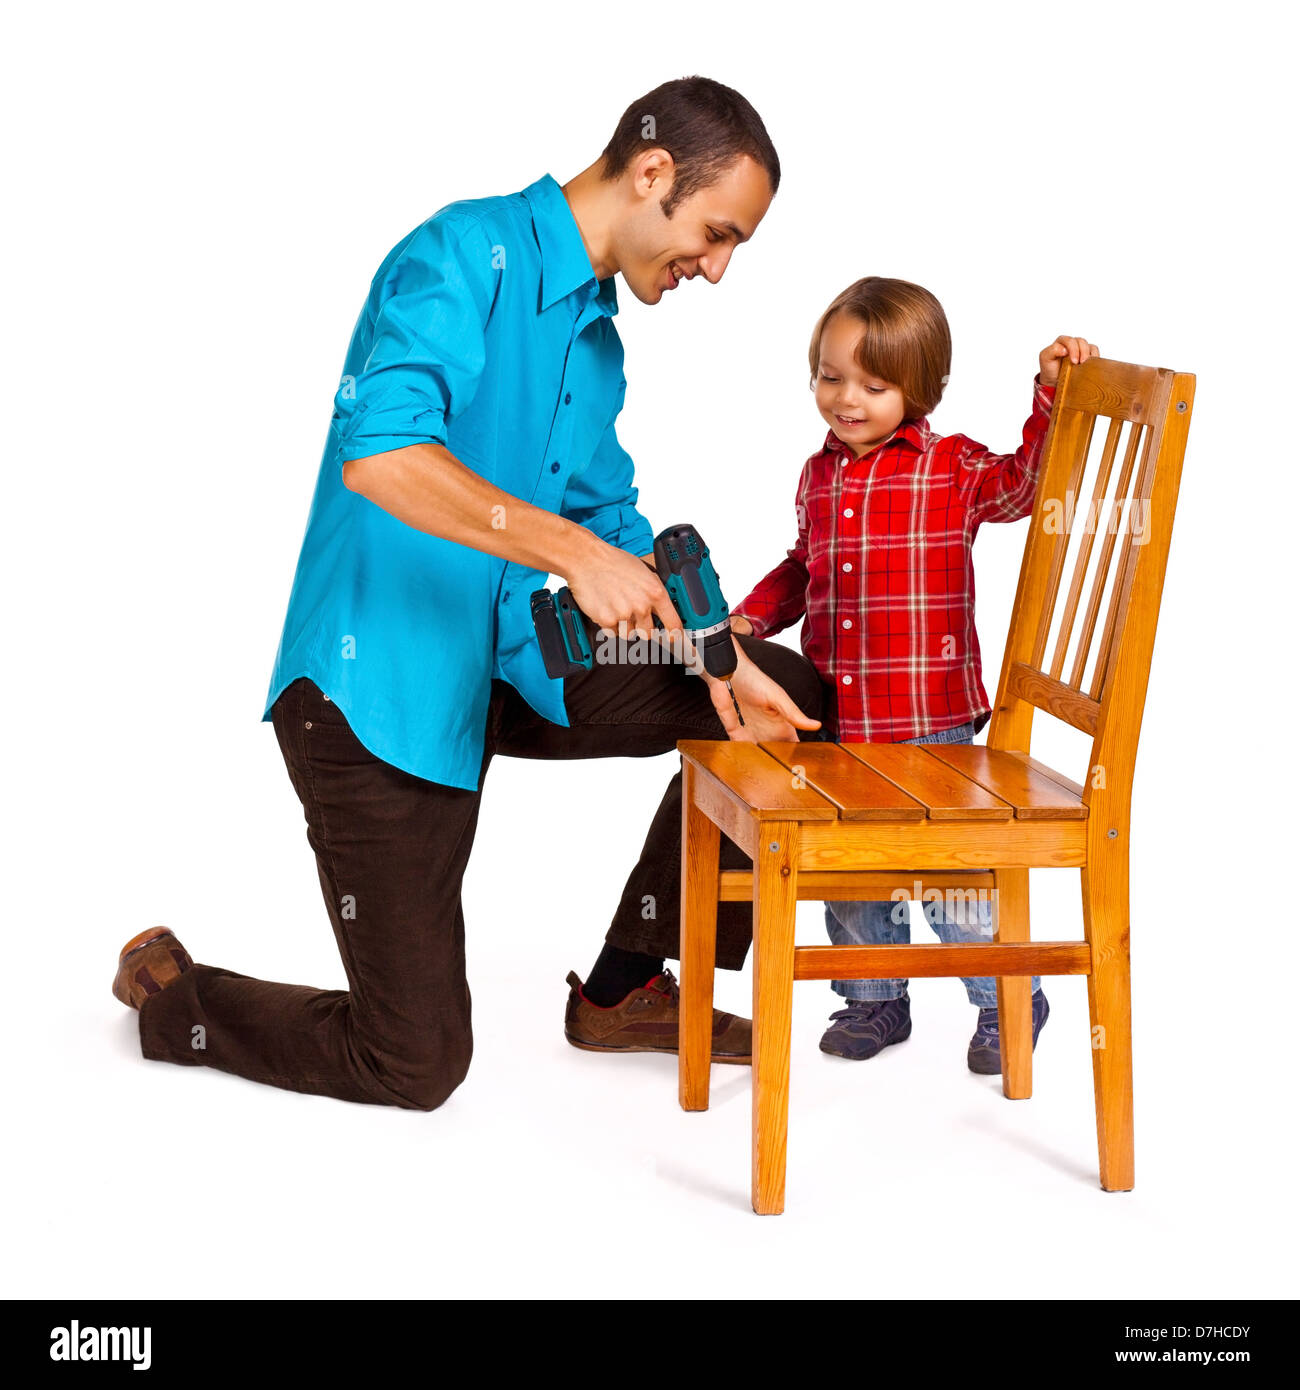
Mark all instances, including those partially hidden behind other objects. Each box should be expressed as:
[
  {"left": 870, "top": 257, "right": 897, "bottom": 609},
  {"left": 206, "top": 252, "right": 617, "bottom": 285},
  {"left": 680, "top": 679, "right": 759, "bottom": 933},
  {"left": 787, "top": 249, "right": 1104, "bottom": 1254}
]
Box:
[
  {"left": 1039, "top": 335, "right": 1100, "bottom": 386},
  {"left": 728, "top": 614, "right": 754, "bottom": 637}
]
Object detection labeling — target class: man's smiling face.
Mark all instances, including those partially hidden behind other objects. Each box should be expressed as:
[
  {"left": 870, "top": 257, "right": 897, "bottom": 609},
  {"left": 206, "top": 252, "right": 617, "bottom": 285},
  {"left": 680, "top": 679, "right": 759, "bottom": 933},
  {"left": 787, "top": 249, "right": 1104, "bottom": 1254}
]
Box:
[{"left": 615, "top": 152, "right": 772, "bottom": 304}]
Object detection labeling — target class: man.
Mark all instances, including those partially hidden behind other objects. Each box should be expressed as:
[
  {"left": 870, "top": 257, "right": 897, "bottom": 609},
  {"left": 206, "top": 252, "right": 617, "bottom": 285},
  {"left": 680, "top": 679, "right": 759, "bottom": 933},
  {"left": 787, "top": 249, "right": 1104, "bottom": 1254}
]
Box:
[{"left": 112, "top": 76, "right": 824, "bottom": 1110}]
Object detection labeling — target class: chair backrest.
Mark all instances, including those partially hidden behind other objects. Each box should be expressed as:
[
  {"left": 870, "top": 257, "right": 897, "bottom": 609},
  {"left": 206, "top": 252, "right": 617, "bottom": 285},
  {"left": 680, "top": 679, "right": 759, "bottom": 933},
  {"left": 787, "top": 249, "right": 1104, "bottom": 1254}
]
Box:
[{"left": 987, "top": 357, "right": 1195, "bottom": 818}]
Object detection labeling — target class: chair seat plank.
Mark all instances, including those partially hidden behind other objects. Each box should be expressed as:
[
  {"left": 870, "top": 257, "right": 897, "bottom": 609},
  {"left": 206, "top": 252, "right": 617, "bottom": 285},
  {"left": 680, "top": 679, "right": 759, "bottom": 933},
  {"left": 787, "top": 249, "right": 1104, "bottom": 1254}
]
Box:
[
  {"left": 758, "top": 742, "right": 926, "bottom": 821},
  {"left": 1020, "top": 755, "right": 1087, "bottom": 800},
  {"left": 677, "top": 740, "right": 839, "bottom": 821},
  {"left": 840, "top": 743, "right": 1015, "bottom": 820},
  {"left": 923, "top": 746, "right": 1088, "bottom": 819}
]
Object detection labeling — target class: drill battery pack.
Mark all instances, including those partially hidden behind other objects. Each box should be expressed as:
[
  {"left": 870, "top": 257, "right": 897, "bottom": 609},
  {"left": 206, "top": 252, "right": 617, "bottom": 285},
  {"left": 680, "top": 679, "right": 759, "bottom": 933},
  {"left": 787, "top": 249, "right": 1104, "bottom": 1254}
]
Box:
[{"left": 529, "top": 586, "right": 594, "bottom": 679}]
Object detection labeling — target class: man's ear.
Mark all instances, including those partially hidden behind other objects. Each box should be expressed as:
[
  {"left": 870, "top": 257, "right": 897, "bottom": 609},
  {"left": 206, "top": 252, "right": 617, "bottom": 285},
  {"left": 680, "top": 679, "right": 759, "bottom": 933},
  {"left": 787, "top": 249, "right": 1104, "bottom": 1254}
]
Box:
[{"left": 630, "top": 147, "right": 675, "bottom": 202}]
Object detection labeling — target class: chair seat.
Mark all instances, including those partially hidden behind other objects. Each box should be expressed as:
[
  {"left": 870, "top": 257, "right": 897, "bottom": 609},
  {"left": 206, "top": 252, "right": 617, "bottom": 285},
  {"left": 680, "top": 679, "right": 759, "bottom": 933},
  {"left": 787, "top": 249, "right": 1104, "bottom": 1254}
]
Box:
[{"left": 677, "top": 740, "right": 1088, "bottom": 825}]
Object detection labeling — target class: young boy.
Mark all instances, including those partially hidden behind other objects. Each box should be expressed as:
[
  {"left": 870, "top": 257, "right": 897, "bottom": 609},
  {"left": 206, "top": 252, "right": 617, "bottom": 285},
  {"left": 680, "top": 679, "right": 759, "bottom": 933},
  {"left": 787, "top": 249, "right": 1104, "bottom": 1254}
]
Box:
[{"left": 729, "top": 276, "right": 1098, "bottom": 1073}]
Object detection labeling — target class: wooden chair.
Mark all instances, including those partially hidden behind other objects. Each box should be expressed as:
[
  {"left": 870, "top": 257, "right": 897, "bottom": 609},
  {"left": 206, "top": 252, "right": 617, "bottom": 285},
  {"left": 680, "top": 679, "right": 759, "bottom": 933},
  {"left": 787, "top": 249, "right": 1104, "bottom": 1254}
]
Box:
[{"left": 676, "top": 355, "right": 1195, "bottom": 1214}]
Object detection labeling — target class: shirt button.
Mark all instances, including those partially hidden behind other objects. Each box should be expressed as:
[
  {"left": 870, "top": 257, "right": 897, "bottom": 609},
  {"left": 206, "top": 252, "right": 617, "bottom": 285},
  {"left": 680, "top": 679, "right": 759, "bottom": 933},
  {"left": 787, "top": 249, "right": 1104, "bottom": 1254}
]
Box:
[
  {"left": 842, "top": 561, "right": 853, "bottom": 573},
  {"left": 842, "top": 619, "right": 852, "bottom": 629},
  {"left": 564, "top": 393, "right": 572, "bottom": 405},
  {"left": 841, "top": 675, "right": 853, "bottom": 685},
  {"left": 304, "top": 720, "right": 313, "bottom": 729},
  {"left": 843, "top": 507, "right": 854, "bottom": 518},
  {"left": 840, "top": 458, "right": 848, "bottom": 467},
  {"left": 550, "top": 461, "right": 560, "bottom": 474}
]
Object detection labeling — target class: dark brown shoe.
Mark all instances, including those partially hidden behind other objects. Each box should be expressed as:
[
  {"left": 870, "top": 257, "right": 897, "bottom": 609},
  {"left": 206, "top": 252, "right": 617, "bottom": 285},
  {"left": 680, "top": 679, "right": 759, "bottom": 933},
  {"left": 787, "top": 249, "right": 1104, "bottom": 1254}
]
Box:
[
  {"left": 564, "top": 968, "right": 751, "bottom": 1065},
  {"left": 113, "top": 927, "right": 193, "bottom": 1010}
]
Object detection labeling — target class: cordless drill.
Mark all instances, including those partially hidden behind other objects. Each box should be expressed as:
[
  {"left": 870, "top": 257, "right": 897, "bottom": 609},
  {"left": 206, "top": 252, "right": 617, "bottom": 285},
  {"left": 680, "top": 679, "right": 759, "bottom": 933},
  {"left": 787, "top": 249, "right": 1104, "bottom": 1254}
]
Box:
[{"left": 530, "top": 522, "right": 745, "bottom": 725}]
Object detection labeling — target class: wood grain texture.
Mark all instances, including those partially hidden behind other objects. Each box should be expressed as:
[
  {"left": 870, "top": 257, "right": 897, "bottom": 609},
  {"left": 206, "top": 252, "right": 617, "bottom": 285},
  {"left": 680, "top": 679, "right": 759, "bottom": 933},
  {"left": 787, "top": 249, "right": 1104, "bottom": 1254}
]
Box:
[
  {"left": 677, "top": 740, "right": 838, "bottom": 822},
  {"left": 1049, "top": 415, "right": 1124, "bottom": 681},
  {"left": 1089, "top": 407, "right": 1165, "bottom": 702},
  {"left": 718, "top": 869, "right": 996, "bottom": 901},
  {"left": 1058, "top": 356, "right": 1164, "bottom": 425},
  {"left": 679, "top": 760, "right": 721, "bottom": 1113},
  {"left": 923, "top": 745, "right": 1088, "bottom": 820},
  {"left": 994, "top": 867, "right": 1033, "bottom": 1100},
  {"left": 1006, "top": 662, "right": 1100, "bottom": 735},
  {"left": 1071, "top": 420, "right": 1145, "bottom": 690},
  {"left": 1079, "top": 369, "right": 1195, "bottom": 1191},
  {"left": 792, "top": 941, "right": 1091, "bottom": 980},
  {"left": 797, "top": 818, "right": 1087, "bottom": 869},
  {"left": 1020, "top": 755, "right": 1087, "bottom": 799},
  {"left": 1083, "top": 834, "right": 1134, "bottom": 1191},
  {"left": 842, "top": 743, "right": 1014, "bottom": 819},
  {"left": 1030, "top": 406, "right": 1096, "bottom": 668},
  {"left": 690, "top": 763, "right": 759, "bottom": 859},
  {"left": 758, "top": 741, "right": 926, "bottom": 820},
  {"left": 752, "top": 820, "right": 799, "bottom": 1215}
]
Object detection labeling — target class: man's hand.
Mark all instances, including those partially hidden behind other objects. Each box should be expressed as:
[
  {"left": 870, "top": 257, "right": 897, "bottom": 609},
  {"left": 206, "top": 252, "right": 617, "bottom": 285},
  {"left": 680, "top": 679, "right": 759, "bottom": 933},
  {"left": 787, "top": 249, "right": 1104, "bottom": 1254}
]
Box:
[
  {"left": 728, "top": 613, "right": 754, "bottom": 636},
  {"left": 565, "top": 540, "right": 683, "bottom": 643},
  {"left": 1039, "top": 335, "right": 1100, "bottom": 386},
  {"left": 705, "top": 641, "right": 822, "bottom": 742}
]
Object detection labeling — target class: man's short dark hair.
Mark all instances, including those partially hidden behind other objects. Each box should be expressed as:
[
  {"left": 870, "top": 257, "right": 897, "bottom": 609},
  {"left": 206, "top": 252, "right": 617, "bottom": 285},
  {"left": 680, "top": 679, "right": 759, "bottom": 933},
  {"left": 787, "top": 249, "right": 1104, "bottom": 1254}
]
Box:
[{"left": 599, "top": 76, "right": 780, "bottom": 216}]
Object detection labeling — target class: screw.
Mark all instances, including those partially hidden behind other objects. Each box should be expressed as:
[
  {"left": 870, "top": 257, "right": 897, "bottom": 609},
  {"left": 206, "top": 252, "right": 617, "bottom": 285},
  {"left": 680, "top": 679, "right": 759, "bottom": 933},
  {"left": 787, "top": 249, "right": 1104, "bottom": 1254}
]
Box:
[
  {"left": 1176, "top": 401, "right": 1188, "bottom": 412},
  {"left": 1107, "top": 828, "right": 1118, "bottom": 839},
  {"left": 768, "top": 841, "right": 779, "bottom": 852}
]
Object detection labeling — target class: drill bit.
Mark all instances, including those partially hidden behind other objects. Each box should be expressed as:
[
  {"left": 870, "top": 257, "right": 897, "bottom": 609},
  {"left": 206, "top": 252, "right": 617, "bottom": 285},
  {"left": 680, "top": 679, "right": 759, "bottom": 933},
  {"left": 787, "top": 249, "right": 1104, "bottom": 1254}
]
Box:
[{"left": 726, "top": 680, "right": 745, "bottom": 728}]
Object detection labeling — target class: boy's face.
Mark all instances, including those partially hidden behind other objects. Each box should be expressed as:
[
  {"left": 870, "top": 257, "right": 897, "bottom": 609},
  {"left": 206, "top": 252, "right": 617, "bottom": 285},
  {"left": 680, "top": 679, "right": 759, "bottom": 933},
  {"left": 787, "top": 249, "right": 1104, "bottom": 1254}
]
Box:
[
  {"left": 814, "top": 311, "right": 907, "bottom": 458},
  {"left": 615, "top": 152, "right": 771, "bottom": 305}
]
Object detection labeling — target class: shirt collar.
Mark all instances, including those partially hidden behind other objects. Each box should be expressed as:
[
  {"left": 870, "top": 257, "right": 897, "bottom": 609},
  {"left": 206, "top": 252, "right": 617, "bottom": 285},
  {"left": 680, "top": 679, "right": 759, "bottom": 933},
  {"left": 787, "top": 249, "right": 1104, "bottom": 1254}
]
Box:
[
  {"left": 521, "top": 173, "right": 617, "bottom": 316},
  {"left": 822, "top": 417, "right": 929, "bottom": 460}
]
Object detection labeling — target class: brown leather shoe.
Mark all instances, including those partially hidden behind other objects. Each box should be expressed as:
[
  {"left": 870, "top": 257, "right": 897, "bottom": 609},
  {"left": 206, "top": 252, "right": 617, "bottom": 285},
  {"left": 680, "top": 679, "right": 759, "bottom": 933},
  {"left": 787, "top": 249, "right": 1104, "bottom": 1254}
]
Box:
[
  {"left": 564, "top": 968, "right": 751, "bottom": 1065},
  {"left": 113, "top": 927, "right": 193, "bottom": 1010}
]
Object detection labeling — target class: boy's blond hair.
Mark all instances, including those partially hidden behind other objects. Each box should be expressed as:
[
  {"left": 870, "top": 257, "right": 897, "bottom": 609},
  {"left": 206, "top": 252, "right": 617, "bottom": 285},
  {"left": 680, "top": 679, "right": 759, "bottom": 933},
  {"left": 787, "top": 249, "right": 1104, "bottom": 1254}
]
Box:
[{"left": 808, "top": 277, "right": 952, "bottom": 419}]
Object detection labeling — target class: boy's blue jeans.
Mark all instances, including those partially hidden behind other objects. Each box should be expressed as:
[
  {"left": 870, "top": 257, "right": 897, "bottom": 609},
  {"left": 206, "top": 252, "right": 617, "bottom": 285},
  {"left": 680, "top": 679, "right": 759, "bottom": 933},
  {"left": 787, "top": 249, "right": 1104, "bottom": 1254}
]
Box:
[{"left": 818, "top": 721, "right": 1042, "bottom": 1009}]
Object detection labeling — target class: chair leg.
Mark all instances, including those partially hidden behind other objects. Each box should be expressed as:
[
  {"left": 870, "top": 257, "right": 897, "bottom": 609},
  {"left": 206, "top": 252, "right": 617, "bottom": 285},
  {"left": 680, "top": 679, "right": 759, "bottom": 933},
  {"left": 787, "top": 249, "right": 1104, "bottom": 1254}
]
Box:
[
  {"left": 993, "top": 867, "right": 1033, "bottom": 1099},
  {"left": 752, "top": 820, "right": 798, "bottom": 1215},
  {"left": 1081, "top": 853, "right": 1135, "bottom": 1191},
  {"left": 679, "top": 761, "right": 721, "bottom": 1113}
]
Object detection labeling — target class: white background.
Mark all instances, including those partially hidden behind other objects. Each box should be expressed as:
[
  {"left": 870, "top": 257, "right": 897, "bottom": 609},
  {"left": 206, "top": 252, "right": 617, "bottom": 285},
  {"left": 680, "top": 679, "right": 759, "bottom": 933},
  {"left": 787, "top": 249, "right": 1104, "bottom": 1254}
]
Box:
[{"left": 4, "top": 0, "right": 1296, "bottom": 1300}]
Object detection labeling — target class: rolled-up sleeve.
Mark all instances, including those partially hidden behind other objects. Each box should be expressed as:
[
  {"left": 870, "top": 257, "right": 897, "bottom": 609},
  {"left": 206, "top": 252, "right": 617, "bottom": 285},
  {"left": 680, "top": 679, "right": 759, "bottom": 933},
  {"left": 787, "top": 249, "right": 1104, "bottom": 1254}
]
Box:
[
  {"left": 335, "top": 214, "right": 499, "bottom": 465},
  {"left": 560, "top": 376, "right": 655, "bottom": 556}
]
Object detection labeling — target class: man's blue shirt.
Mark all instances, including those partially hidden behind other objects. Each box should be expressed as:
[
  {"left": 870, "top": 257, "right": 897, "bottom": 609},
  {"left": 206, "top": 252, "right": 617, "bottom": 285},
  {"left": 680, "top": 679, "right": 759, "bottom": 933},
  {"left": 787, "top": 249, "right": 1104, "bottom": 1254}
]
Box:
[{"left": 263, "top": 174, "right": 655, "bottom": 790}]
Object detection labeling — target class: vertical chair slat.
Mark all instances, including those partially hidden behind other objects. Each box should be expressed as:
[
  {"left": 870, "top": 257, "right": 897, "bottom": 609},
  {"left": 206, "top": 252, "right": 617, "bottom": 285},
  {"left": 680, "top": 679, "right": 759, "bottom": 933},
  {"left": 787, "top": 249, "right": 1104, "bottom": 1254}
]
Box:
[
  {"left": 1090, "top": 385, "right": 1170, "bottom": 701},
  {"left": 1029, "top": 411, "right": 1097, "bottom": 670},
  {"left": 1049, "top": 415, "right": 1124, "bottom": 681},
  {"left": 1070, "top": 420, "right": 1145, "bottom": 690}
]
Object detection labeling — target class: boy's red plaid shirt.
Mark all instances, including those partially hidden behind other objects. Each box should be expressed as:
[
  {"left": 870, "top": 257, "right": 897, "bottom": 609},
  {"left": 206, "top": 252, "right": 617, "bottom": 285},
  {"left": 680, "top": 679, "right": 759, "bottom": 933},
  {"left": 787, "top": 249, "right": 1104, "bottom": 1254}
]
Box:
[{"left": 734, "top": 375, "right": 1057, "bottom": 742}]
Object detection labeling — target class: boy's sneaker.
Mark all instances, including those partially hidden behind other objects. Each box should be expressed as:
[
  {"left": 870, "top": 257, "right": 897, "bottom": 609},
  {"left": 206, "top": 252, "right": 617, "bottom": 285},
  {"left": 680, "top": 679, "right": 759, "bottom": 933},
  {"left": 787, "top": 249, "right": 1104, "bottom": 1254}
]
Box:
[
  {"left": 819, "top": 993, "right": 912, "bottom": 1061},
  {"left": 967, "top": 990, "right": 1050, "bottom": 1075}
]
